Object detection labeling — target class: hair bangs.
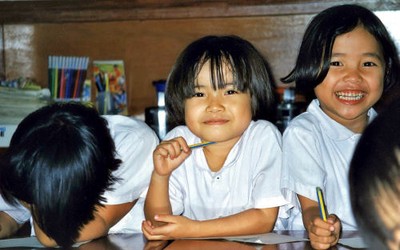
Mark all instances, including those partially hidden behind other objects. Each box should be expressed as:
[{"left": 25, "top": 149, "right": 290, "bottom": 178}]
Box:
[{"left": 190, "top": 47, "right": 252, "bottom": 95}]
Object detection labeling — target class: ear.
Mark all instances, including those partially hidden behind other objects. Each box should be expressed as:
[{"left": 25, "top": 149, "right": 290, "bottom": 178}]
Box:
[{"left": 388, "top": 227, "right": 400, "bottom": 250}]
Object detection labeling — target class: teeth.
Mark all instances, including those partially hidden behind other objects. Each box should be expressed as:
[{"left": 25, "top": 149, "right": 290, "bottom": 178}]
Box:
[{"left": 335, "top": 91, "right": 365, "bottom": 101}]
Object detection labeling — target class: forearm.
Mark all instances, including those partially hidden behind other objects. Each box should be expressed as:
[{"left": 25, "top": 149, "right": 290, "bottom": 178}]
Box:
[
  {"left": 144, "top": 171, "right": 172, "bottom": 225},
  {"left": 302, "top": 206, "right": 321, "bottom": 231},
  {"left": 298, "top": 194, "right": 321, "bottom": 231},
  {"left": 0, "top": 212, "right": 21, "bottom": 238},
  {"left": 194, "top": 208, "right": 278, "bottom": 238},
  {"left": 35, "top": 202, "right": 134, "bottom": 247}
]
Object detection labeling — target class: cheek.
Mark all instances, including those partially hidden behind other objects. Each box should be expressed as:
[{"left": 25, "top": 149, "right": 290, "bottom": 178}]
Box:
[
  {"left": 236, "top": 98, "right": 253, "bottom": 120},
  {"left": 375, "top": 79, "right": 384, "bottom": 93},
  {"left": 184, "top": 102, "right": 199, "bottom": 125}
]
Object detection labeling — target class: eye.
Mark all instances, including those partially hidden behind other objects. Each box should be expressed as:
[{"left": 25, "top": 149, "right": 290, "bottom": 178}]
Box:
[
  {"left": 329, "top": 61, "right": 342, "bottom": 67},
  {"left": 192, "top": 92, "right": 204, "bottom": 97},
  {"left": 225, "top": 89, "right": 239, "bottom": 95},
  {"left": 363, "top": 61, "right": 378, "bottom": 67}
]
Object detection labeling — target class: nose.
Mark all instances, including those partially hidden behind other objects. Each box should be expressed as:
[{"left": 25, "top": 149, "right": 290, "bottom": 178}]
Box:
[
  {"left": 206, "top": 95, "right": 224, "bottom": 113},
  {"left": 343, "top": 68, "right": 362, "bottom": 84}
]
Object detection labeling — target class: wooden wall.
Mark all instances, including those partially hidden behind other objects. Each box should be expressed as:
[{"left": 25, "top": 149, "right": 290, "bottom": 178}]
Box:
[
  {"left": 1, "top": 0, "right": 399, "bottom": 116},
  {"left": 3, "top": 16, "right": 312, "bottom": 115}
]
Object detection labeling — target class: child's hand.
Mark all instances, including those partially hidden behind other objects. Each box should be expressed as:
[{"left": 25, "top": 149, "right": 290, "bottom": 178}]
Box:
[
  {"left": 142, "top": 215, "right": 198, "bottom": 240},
  {"left": 308, "top": 214, "right": 341, "bottom": 249},
  {"left": 153, "top": 137, "right": 191, "bottom": 177}
]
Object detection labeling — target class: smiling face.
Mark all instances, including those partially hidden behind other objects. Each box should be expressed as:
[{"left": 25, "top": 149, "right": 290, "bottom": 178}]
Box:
[
  {"left": 184, "top": 60, "right": 252, "bottom": 146},
  {"left": 315, "top": 25, "right": 385, "bottom": 133}
]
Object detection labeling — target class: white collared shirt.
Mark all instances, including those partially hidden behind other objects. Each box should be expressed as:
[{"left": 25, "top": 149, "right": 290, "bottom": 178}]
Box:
[
  {"left": 281, "top": 99, "right": 377, "bottom": 230},
  {"left": 164, "top": 120, "right": 288, "bottom": 223}
]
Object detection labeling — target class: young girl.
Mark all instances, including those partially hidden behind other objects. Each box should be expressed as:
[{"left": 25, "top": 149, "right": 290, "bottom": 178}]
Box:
[
  {"left": 280, "top": 4, "right": 400, "bottom": 249},
  {"left": 143, "top": 35, "right": 288, "bottom": 240}
]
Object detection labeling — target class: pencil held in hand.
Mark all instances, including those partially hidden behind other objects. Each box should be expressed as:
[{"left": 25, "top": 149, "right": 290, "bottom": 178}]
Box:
[
  {"left": 316, "top": 187, "right": 327, "bottom": 221},
  {"left": 188, "top": 141, "right": 216, "bottom": 149}
]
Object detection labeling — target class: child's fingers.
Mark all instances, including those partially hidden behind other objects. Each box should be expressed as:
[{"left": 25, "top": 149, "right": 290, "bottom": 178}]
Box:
[
  {"left": 154, "top": 146, "right": 171, "bottom": 158},
  {"left": 310, "top": 217, "right": 334, "bottom": 236},
  {"left": 327, "top": 214, "right": 337, "bottom": 221},
  {"left": 309, "top": 215, "right": 341, "bottom": 249},
  {"left": 141, "top": 221, "right": 166, "bottom": 241},
  {"left": 327, "top": 214, "right": 339, "bottom": 225},
  {"left": 327, "top": 214, "right": 341, "bottom": 233},
  {"left": 156, "top": 137, "right": 189, "bottom": 158},
  {"left": 309, "top": 228, "right": 338, "bottom": 249},
  {"left": 141, "top": 221, "right": 152, "bottom": 238},
  {"left": 154, "top": 214, "right": 176, "bottom": 224},
  {"left": 172, "top": 136, "right": 190, "bottom": 153}
]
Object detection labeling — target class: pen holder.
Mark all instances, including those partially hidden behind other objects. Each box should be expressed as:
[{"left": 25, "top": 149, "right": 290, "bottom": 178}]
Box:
[{"left": 96, "top": 91, "right": 113, "bottom": 115}]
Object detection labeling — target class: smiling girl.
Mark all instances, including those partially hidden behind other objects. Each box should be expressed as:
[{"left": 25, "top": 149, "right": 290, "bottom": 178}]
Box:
[
  {"left": 142, "top": 35, "right": 288, "bottom": 240},
  {"left": 280, "top": 4, "right": 400, "bottom": 249}
]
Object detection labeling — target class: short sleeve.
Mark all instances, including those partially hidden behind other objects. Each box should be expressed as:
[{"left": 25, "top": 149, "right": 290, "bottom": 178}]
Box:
[
  {"left": 102, "top": 116, "right": 159, "bottom": 204},
  {"left": 249, "top": 122, "right": 288, "bottom": 209},
  {"left": 281, "top": 121, "right": 326, "bottom": 201},
  {"left": 0, "top": 195, "right": 30, "bottom": 224}
]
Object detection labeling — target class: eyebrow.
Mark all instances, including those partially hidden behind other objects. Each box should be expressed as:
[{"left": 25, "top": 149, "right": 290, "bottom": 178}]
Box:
[
  {"left": 194, "top": 83, "right": 236, "bottom": 88},
  {"left": 331, "top": 52, "right": 383, "bottom": 61}
]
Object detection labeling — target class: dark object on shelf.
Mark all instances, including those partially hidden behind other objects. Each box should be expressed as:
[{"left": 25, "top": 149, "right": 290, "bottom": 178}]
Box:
[
  {"left": 276, "top": 87, "right": 302, "bottom": 133},
  {"left": 145, "top": 80, "right": 170, "bottom": 139}
]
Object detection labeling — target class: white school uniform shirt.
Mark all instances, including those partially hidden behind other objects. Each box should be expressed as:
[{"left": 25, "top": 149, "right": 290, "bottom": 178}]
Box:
[
  {"left": 1, "top": 115, "right": 158, "bottom": 234},
  {"left": 0, "top": 196, "right": 30, "bottom": 224},
  {"left": 163, "top": 120, "right": 288, "bottom": 226},
  {"left": 103, "top": 116, "right": 158, "bottom": 234},
  {"left": 281, "top": 99, "right": 377, "bottom": 230}
]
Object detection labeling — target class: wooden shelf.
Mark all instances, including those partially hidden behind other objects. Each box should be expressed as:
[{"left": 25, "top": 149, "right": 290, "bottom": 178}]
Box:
[{"left": 0, "top": 0, "right": 399, "bottom": 24}]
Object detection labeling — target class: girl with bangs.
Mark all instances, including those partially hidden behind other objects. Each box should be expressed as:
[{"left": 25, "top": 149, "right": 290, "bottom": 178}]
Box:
[{"left": 143, "top": 35, "right": 288, "bottom": 240}]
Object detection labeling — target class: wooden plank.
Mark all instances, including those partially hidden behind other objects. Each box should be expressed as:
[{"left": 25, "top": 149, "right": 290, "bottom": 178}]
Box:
[{"left": 0, "top": 0, "right": 399, "bottom": 24}]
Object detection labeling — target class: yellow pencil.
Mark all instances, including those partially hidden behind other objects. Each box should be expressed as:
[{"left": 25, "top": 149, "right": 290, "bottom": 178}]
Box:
[
  {"left": 316, "top": 187, "right": 327, "bottom": 221},
  {"left": 188, "top": 141, "right": 215, "bottom": 149}
]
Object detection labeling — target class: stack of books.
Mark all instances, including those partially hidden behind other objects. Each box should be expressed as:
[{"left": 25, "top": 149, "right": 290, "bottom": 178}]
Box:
[{"left": 0, "top": 86, "right": 50, "bottom": 147}]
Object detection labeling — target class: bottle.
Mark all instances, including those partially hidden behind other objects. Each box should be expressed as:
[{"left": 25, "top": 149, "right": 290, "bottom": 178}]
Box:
[{"left": 145, "top": 80, "right": 168, "bottom": 139}]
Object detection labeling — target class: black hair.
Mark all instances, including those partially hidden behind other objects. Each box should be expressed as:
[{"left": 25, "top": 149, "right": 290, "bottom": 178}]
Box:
[
  {"left": 165, "top": 35, "right": 276, "bottom": 127},
  {"left": 0, "top": 102, "right": 121, "bottom": 247},
  {"left": 281, "top": 4, "right": 400, "bottom": 101},
  {"left": 349, "top": 100, "right": 400, "bottom": 249}
]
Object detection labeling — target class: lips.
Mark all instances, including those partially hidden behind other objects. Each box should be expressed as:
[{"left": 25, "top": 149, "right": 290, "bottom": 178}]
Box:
[
  {"left": 335, "top": 91, "right": 366, "bottom": 101},
  {"left": 203, "top": 119, "right": 229, "bottom": 125}
]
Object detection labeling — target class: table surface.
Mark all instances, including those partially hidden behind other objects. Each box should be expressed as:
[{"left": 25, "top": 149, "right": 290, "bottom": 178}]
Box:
[{"left": 0, "top": 231, "right": 367, "bottom": 250}]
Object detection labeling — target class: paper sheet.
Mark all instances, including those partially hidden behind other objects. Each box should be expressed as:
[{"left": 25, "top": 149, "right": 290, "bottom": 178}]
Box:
[
  {"left": 0, "top": 237, "right": 43, "bottom": 248},
  {"left": 0, "top": 237, "right": 88, "bottom": 248},
  {"left": 222, "top": 232, "right": 308, "bottom": 244},
  {"left": 339, "top": 236, "right": 368, "bottom": 249}
]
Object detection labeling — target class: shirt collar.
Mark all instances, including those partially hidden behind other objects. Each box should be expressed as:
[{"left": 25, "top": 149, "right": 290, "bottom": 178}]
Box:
[{"left": 308, "top": 99, "right": 377, "bottom": 140}]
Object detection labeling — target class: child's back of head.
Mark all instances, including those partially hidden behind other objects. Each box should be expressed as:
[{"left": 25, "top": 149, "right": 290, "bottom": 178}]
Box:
[{"left": 0, "top": 102, "right": 121, "bottom": 247}]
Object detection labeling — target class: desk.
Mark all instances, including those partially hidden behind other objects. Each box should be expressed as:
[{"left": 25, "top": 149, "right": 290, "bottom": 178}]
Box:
[
  {"left": 0, "top": 231, "right": 366, "bottom": 250},
  {"left": 165, "top": 231, "right": 365, "bottom": 250}
]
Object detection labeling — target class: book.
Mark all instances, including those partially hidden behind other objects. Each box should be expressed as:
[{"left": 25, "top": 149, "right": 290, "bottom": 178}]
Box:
[
  {"left": 48, "top": 56, "right": 89, "bottom": 100},
  {"left": 93, "top": 60, "right": 127, "bottom": 115}
]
